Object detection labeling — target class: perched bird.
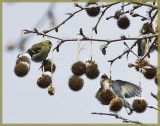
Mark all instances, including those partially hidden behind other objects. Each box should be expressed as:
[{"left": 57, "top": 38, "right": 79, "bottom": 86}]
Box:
[
  {"left": 27, "top": 40, "right": 52, "bottom": 62},
  {"left": 96, "top": 74, "right": 141, "bottom": 115}
]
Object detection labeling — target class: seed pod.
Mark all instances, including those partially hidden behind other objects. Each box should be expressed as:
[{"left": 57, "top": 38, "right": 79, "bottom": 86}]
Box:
[
  {"left": 14, "top": 62, "right": 30, "bottom": 77},
  {"left": 132, "top": 99, "right": 147, "bottom": 113},
  {"left": 48, "top": 86, "right": 55, "bottom": 95},
  {"left": 117, "top": 16, "right": 130, "bottom": 29},
  {"left": 135, "top": 60, "right": 149, "bottom": 71},
  {"left": 42, "top": 60, "right": 56, "bottom": 72},
  {"left": 69, "top": 75, "right": 84, "bottom": 91},
  {"left": 110, "top": 98, "right": 123, "bottom": 112},
  {"left": 114, "top": 11, "right": 121, "bottom": 19},
  {"left": 128, "top": 63, "right": 134, "bottom": 68},
  {"left": 37, "top": 72, "right": 52, "bottom": 88},
  {"left": 86, "top": 61, "right": 99, "bottom": 79},
  {"left": 142, "top": 68, "right": 157, "bottom": 79},
  {"left": 71, "top": 61, "right": 86, "bottom": 76},
  {"left": 16, "top": 53, "right": 31, "bottom": 65},
  {"left": 99, "top": 89, "right": 115, "bottom": 105},
  {"left": 85, "top": 3, "right": 100, "bottom": 17},
  {"left": 102, "top": 48, "right": 106, "bottom": 55}
]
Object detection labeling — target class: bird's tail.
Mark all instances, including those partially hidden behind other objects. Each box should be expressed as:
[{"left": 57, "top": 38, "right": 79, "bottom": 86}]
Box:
[{"left": 122, "top": 98, "right": 133, "bottom": 115}]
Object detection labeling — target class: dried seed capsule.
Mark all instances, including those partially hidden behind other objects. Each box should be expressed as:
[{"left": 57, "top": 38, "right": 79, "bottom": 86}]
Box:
[
  {"left": 85, "top": 3, "right": 100, "bottom": 17},
  {"left": 117, "top": 16, "right": 130, "bottom": 29},
  {"left": 110, "top": 98, "right": 123, "bottom": 112},
  {"left": 71, "top": 61, "right": 86, "bottom": 76},
  {"left": 37, "top": 72, "right": 52, "bottom": 88},
  {"left": 132, "top": 99, "right": 147, "bottom": 113},
  {"left": 69, "top": 75, "right": 84, "bottom": 91}
]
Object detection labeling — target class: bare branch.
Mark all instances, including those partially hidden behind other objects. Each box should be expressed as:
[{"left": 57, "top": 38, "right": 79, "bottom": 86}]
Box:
[
  {"left": 93, "top": 2, "right": 120, "bottom": 34},
  {"left": 131, "top": 2, "right": 158, "bottom": 9},
  {"left": 91, "top": 112, "right": 142, "bottom": 124},
  {"left": 151, "top": 92, "right": 158, "bottom": 101},
  {"left": 124, "top": 42, "right": 139, "bottom": 58},
  {"left": 147, "top": 105, "right": 159, "bottom": 111},
  {"left": 23, "top": 28, "right": 158, "bottom": 55}
]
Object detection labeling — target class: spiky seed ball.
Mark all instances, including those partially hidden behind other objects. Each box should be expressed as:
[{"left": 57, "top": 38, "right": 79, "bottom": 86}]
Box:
[
  {"left": 42, "top": 60, "right": 56, "bottom": 72},
  {"left": 37, "top": 75, "right": 52, "bottom": 88},
  {"left": 85, "top": 3, "right": 100, "bottom": 17},
  {"left": 142, "top": 68, "right": 157, "bottom": 79},
  {"left": 48, "top": 86, "right": 55, "bottom": 95},
  {"left": 14, "top": 63, "right": 29, "bottom": 77},
  {"left": 69, "top": 75, "right": 84, "bottom": 91},
  {"left": 99, "top": 89, "right": 115, "bottom": 105},
  {"left": 114, "top": 11, "right": 121, "bottom": 19},
  {"left": 110, "top": 98, "right": 123, "bottom": 112},
  {"left": 16, "top": 53, "right": 31, "bottom": 65},
  {"left": 132, "top": 99, "right": 147, "bottom": 113},
  {"left": 86, "top": 62, "right": 99, "bottom": 79},
  {"left": 117, "top": 16, "right": 130, "bottom": 29},
  {"left": 16, "top": 56, "right": 30, "bottom": 65},
  {"left": 71, "top": 61, "right": 86, "bottom": 76}
]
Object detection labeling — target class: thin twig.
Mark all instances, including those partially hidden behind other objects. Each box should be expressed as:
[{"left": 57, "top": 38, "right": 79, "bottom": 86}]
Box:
[
  {"left": 151, "top": 92, "right": 158, "bottom": 101},
  {"left": 91, "top": 112, "right": 142, "bottom": 124},
  {"left": 23, "top": 28, "right": 158, "bottom": 55},
  {"left": 140, "top": 37, "right": 157, "bottom": 61},
  {"left": 93, "top": 2, "right": 120, "bottom": 34},
  {"left": 43, "top": 2, "right": 121, "bottom": 34},
  {"left": 147, "top": 105, "right": 159, "bottom": 111},
  {"left": 131, "top": 2, "right": 158, "bottom": 9},
  {"left": 124, "top": 42, "right": 139, "bottom": 58}
]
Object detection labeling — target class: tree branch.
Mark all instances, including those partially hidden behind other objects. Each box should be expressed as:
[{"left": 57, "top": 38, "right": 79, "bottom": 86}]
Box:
[
  {"left": 23, "top": 28, "right": 158, "bottom": 54},
  {"left": 91, "top": 112, "right": 142, "bottom": 124},
  {"left": 43, "top": 2, "right": 121, "bottom": 34},
  {"left": 131, "top": 2, "right": 158, "bottom": 9},
  {"left": 147, "top": 105, "right": 159, "bottom": 111},
  {"left": 151, "top": 92, "right": 158, "bottom": 101},
  {"left": 93, "top": 2, "right": 120, "bottom": 34}
]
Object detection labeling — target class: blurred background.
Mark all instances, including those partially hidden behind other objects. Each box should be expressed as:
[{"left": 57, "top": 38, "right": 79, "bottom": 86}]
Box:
[{"left": 2, "top": 2, "right": 158, "bottom": 124}]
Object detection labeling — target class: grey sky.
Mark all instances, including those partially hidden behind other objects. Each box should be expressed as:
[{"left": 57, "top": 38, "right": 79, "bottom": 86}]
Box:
[{"left": 3, "top": 2, "right": 158, "bottom": 124}]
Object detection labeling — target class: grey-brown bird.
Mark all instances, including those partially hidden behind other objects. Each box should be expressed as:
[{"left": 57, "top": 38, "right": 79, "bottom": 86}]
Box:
[{"left": 96, "top": 74, "right": 141, "bottom": 115}]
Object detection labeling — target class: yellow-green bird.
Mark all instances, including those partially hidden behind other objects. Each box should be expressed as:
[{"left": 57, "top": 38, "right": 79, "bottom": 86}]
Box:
[{"left": 27, "top": 40, "right": 52, "bottom": 62}]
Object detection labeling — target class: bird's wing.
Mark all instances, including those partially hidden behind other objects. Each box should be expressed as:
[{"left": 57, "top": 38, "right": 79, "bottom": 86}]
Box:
[
  {"left": 27, "top": 43, "right": 45, "bottom": 56},
  {"left": 116, "top": 80, "right": 141, "bottom": 98}
]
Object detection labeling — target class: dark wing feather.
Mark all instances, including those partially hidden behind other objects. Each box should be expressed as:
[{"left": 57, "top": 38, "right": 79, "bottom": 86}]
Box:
[
  {"left": 116, "top": 80, "right": 141, "bottom": 98},
  {"left": 27, "top": 43, "right": 45, "bottom": 56}
]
